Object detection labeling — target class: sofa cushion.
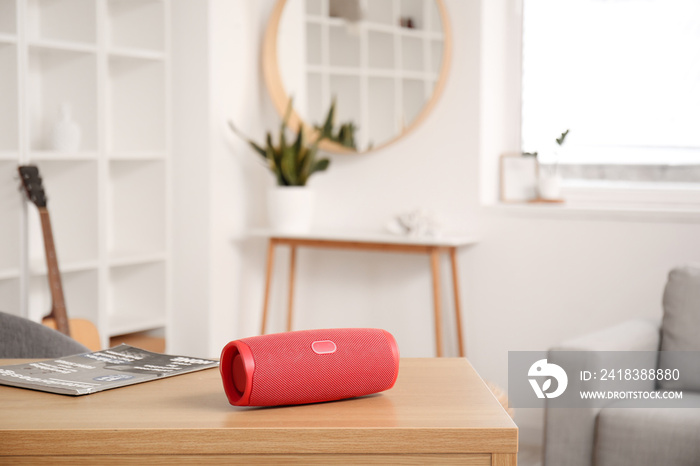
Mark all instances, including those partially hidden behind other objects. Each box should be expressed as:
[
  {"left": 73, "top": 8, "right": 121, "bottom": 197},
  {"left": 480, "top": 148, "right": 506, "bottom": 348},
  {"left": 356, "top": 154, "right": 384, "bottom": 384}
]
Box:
[
  {"left": 0, "top": 311, "right": 89, "bottom": 358},
  {"left": 595, "top": 393, "right": 700, "bottom": 466},
  {"left": 658, "top": 264, "right": 700, "bottom": 391}
]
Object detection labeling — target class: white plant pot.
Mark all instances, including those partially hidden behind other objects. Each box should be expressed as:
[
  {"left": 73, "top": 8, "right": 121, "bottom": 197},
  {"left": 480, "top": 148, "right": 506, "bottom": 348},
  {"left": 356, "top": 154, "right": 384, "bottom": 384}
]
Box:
[
  {"left": 267, "top": 186, "right": 316, "bottom": 233},
  {"left": 538, "top": 172, "right": 562, "bottom": 200}
]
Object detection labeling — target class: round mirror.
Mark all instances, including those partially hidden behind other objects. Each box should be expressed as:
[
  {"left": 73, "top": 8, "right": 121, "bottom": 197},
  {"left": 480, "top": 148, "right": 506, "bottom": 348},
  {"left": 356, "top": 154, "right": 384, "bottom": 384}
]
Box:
[{"left": 263, "top": 0, "right": 452, "bottom": 154}]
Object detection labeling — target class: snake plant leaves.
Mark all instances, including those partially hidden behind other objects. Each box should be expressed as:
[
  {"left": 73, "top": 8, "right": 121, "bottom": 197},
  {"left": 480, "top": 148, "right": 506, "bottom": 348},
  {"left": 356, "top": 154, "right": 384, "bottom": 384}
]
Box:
[
  {"left": 228, "top": 96, "right": 335, "bottom": 186},
  {"left": 319, "top": 98, "right": 336, "bottom": 140},
  {"left": 228, "top": 122, "right": 267, "bottom": 160},
  {"left": 265, "top": 144, "right": 284, "bottom": 186},
  {"left": 280, "top": 144, "right": 298, "bottom": 186},
  {"left": 309, "top": 158, "right": 330, "bottom": 176},
  {"left": 556, "top": 129, "right": 570, "bottom": 146}
]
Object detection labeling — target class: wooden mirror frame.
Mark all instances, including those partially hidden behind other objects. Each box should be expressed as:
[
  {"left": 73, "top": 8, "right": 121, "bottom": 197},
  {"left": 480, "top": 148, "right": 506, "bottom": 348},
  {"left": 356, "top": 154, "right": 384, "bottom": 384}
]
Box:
[{"left": 263, "top": 0, "right": 452, "bottom": 154}]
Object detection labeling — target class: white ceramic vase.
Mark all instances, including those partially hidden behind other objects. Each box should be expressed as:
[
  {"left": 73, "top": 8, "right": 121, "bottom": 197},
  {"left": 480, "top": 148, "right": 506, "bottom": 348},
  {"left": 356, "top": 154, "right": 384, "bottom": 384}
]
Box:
[
  {"left": 538, "top": 170, "right": 562, "bottom": 200},
  {"left": 51, "top": 103, "right": 81, "bottom": 152},
  {"left": 267, "top": 186, "right": 316, "bottom": 233}
]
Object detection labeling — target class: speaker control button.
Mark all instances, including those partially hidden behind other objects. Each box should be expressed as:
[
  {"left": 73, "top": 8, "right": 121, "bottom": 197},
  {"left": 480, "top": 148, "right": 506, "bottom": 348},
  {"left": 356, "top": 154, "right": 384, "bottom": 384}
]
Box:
[{"left": 311, "top": 340, "right": 337, "bottom": 354}]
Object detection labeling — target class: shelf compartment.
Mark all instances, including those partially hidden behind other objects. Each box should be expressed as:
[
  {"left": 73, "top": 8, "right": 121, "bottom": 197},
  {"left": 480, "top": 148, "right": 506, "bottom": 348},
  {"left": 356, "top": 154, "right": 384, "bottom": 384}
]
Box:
[
  {"left": 26, "top": 0, "right": 96, "bottom": 45},
  {"left": 0, "top": 161, "right": 22, "bottom": 275},
  {"left": 0, "top": 151, "right": 19, "bottom": 160},
  {"left": 305, "top": 0, "right": 322, "bottom": 16},
  {"left": 367, "top": 77, "right": 396, "bottom": 148},
  {"left": 108, "top": 261, "right": 166, "bottom": 336},
  {"left": 108, "top": 250, "right": 166, "bottom": 268},
  {"left": 305, "top": 22, "right": 322, "bottom": 65},
  {"left": 0, "top": 278, "right": 21, "bottom": 315},
  {"left": 328, "top": 24, "right": 360, "bottom": 68},
  {"left": 402, "top": 78, "right": 425, "bottom": 128},
  {"left": 108, "top": 160, "right": 166, "bottom": 257},
  {"left": 107, "top": 151, "right": 166, "bottom": 161},
  {"left": 28, "top": 150, "right": 98, "bottom": 161},
  {"left": 29, "top": 257, "right": 98, "bottom": 276},
  {"left": 27, "top": 46, "right": 98, "bottom": 151},
  {"left": 0, "top": 0, "right": 16, "bottom": 35},
  {"left": 305, "top": 72, "right": 323, "bottom": 124},
  {"left": 399, "top": 0, "right": 425, "bottom": 30},
  {"left": 365, "top": 0, "right": 394, "bottom": 25},
  {"left": 0, "top": 43, "right": 18, "bottom": 151},
  {"left": 28, "top": 268, "right": 98, "bottom": 324},
  {"left": 428, "top": 0, "right": 442, "bottom": 33},
  {"left": 401, "top": 36, "right": 424, "bottom": 72},
  {"left": 25, "top": 160, "right": 99, "bottom": 268},
  {"left": 368, "top": 31, "right": 395, "bottom": 69},
  {"left": 431, "top": 38, "right": 443, "bottom": 74},
  {"left": 108, "top": 47, "right": 165, "bottom": 61},
  {"left": 28, "top": 38, "right": 97, "bottom": 54},
  {"left": 329, "top": 75, "right": 361, "bottom": 127},
  {"left": 108, "top": 56, "right": 166, "bottom": 152},
  {"left": 107, "top": 0, "right": 165, "bottom": 53}
]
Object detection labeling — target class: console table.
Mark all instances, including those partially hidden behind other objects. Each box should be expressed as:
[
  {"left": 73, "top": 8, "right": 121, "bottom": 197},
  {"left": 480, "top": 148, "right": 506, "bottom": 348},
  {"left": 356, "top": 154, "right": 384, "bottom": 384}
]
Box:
[
  {"left": 0, "top": 358, "right": 517, "bottom": 464},
  {"left": 252, "top": 229, "right": 478, "bottom": 357}
]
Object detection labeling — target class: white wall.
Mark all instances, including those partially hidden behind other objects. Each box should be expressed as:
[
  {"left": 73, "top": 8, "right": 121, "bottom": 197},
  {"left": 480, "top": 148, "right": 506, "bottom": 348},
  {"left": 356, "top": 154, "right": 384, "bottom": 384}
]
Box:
[{"left": 172, "top": 0, "right": 700, "bottom": 446}]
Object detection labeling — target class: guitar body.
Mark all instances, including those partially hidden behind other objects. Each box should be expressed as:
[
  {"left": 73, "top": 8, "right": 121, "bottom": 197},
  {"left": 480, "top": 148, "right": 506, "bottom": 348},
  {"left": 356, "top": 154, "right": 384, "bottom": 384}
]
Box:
[
  {"left": 19, "top": 164, "right": 101, "bottom": 352},
  {"left": 42, "top": 317, "right": 101, "bottom": 352}
]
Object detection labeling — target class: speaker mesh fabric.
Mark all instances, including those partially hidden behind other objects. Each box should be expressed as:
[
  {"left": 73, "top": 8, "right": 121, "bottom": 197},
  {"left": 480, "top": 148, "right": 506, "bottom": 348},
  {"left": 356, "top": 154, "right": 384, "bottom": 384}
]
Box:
[{"left": 239, "top": 328, "right": 398, "bottom": 406}]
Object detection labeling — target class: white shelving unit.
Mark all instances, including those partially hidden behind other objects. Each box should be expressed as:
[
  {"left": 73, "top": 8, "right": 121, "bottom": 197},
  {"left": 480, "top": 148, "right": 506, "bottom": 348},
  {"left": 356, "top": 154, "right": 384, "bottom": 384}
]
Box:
[
  {"left": 0, "top": 0, "right": 170, "bottom": 348},
  {"left": 297, "top": 0, "right": 444, "bottom": 149}
]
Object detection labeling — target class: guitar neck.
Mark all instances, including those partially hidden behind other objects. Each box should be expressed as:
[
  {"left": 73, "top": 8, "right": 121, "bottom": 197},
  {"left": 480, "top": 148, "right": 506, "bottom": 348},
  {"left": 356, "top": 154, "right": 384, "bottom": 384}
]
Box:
[{"left": 38, "top": 207, "right": 70, "bottom": 336}]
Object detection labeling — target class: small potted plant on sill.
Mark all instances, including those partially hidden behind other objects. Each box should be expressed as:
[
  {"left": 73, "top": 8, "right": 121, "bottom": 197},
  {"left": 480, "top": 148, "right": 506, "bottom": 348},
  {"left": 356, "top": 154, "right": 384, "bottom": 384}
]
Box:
[
  {"left": 538, "top": 129, "right": 569, "bottom": 200},
  {"left": 229, "top": 99, "right": 342, "bottom": 233}
]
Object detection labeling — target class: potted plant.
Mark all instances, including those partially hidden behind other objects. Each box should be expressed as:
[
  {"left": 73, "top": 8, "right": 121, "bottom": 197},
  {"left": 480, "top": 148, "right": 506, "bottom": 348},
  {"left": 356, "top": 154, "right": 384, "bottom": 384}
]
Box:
[
  {"left": 229, "top": 99, "right": 337, "bottom": 232},
  {"left": 538, "top": 129, "right": 569, "bottom": 200}
]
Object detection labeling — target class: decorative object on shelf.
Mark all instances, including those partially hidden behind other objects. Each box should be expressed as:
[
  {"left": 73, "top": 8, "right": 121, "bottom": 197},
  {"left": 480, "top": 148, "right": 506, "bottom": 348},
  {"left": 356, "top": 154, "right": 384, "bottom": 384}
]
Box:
[
  {"left": 385, "top": 208, "right": 441, "bottom": 238},
  {"left": 50, "top": 103, "right": 81, "bottom": 152},
  {"left": 499, "top": 153, "right": 539, "bottom": 202},
  {"left": 229, "top": 99, "right": 335, "bottom": 232},
  {"left": 328, "top": 0, "right": 362, "bottom": 22},
  {"left": 399, "top": 17, "right": 416, "bottom": 29},
  {"left": 537, "top": 129, "right": 569, "bottom": 201}
]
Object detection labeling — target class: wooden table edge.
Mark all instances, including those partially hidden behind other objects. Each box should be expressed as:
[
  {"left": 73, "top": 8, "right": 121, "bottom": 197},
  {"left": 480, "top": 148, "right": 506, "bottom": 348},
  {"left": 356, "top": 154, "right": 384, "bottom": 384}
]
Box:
[{"left": 0, "top": 427, "right": 518, "bottom": 456}]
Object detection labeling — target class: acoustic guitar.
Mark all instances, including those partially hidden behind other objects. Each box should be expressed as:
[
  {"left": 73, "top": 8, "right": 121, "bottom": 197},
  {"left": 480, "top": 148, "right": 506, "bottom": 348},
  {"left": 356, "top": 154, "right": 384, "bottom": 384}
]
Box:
[{"left": 18, "top": 165, "right": 101, "bottom": 351}]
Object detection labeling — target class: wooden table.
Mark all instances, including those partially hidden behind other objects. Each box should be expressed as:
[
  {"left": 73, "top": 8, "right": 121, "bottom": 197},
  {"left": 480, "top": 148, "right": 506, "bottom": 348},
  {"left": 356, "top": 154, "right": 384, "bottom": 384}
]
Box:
[
  {"left": 0, "top": 358, "right": 517, "bottom": 464},
  {"left": 253, "top": 229, "right": 478, "bottom": 357}
]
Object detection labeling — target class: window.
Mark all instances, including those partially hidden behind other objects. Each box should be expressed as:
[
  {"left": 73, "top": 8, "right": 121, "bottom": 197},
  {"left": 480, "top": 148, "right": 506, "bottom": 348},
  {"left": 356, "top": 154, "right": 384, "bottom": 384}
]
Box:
[{"left": 521, "top": 0, "right": 700, "bottom": 183}]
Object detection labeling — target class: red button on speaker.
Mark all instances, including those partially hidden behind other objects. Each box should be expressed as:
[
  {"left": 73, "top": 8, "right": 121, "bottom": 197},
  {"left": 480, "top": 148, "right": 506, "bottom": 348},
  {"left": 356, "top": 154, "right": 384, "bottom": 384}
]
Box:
[{"left": 311, "top": 340, "right": 337, "bottom": 354}]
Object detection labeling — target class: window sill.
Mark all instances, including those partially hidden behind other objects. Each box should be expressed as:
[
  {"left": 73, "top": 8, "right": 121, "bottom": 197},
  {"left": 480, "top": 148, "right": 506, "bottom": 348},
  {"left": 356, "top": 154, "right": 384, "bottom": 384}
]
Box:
[{"left": 485, "top": 182, "right": 700, "bottom": 223}]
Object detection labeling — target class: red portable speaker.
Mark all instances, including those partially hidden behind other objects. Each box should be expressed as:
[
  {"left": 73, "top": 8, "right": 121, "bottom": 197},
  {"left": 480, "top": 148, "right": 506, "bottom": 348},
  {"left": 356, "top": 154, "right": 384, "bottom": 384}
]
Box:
[{"left": 220, "top": 328, "right": 400, "bottom": 406}]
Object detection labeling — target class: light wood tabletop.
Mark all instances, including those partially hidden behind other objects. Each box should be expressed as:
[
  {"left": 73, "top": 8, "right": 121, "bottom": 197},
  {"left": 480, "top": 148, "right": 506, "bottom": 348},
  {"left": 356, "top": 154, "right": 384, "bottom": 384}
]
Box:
[{"left": 0, "top": 357, "right": 517, "bottom": 465}]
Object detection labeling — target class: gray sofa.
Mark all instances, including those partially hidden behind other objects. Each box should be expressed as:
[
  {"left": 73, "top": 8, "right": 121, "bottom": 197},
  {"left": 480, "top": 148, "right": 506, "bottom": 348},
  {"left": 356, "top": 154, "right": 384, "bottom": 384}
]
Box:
[
  {"left": 544, "top": 265, "right": 700, "bottom": 466},
  {"left": 0, "top": 311, "right": 88, "bottom": 358}
]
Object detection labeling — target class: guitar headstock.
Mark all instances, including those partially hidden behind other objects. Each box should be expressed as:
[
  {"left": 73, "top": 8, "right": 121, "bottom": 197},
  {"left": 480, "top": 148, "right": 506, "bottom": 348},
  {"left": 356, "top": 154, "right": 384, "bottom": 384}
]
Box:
[{"left": 18, "top": 165, "right": 47, "bottom": 208}]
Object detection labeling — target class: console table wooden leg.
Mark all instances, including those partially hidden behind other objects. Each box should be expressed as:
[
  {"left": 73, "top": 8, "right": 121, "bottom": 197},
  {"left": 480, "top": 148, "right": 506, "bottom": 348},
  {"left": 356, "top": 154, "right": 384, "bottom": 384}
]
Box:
[
  {"left": 287, "top": 245, "right": 297, "bottom": 332},
  {"left": 261, "top": 239, "right": 276, "bottom": 335},
  {"left": 450, "top": 247, "right": 466, "bottom": 357},
  {"left": 430, "top": 248, "right": 443, "bottom": 357}
]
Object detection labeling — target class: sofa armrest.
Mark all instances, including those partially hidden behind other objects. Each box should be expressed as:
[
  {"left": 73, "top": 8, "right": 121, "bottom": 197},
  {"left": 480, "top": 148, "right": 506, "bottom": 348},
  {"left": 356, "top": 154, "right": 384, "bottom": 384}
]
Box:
[{"left": 543, "top": 319, "right": 660, "bottom": 466}]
